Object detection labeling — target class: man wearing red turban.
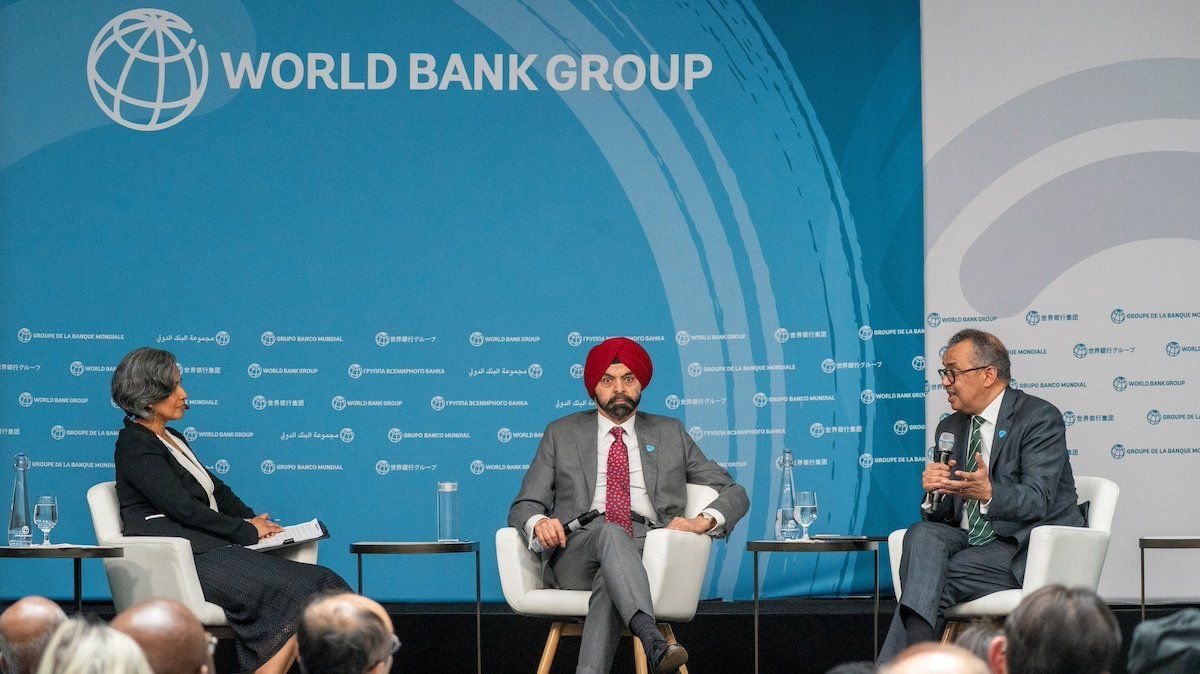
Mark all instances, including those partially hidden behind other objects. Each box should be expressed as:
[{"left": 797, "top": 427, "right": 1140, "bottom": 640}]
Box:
[{"left": 509, "top": 337, "right": 748, "bottom": 674}]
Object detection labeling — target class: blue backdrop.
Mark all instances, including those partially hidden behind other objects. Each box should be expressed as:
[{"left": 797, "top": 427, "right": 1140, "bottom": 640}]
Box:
[{"left": 0, "top": 0, "right": 923, "bottom": 603}]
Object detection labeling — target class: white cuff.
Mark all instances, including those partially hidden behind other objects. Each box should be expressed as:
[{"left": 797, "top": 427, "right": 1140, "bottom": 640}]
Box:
[
  {"left": 980, "top": 499, "right": 991, "bottom": 514},
  {"left": 701, "top": 508, "right": 725, "bottom": 536},
  {"left": 524, "top": 514, "right": 548, "bottom": 550}
]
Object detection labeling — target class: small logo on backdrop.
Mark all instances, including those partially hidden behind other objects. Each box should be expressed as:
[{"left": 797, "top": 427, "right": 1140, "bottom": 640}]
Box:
[
  {"left": 1111, "top": 444, "right": 1126, "bottom": 460},
  {"left": 213, "top": 459, "right": 230, "bottom": 474},
  {"left": 388, "top": 428, "right": 403, "bottom": 443},
  {"left": 1074, "top": 344, "right": 1088, "bottom": 359},
  {"left": 688, "top": 426, "right": 704, "bottom": 442},
  {"left": 1025, "top": 311, "right": 1041, "bottom": 326},
  {"left": 260, "top": 331, "right": 276, "bottom": 346},
  {"left": 247, "top": 363, "right": 263, "bottom": 378},
  {"left": 347, "top": 363, "right": 363, "bottom": 379},
  {"left": 339, "top": 428, "right": 355, "bottom": 443},
  {"left": 18, "top": 393, "right": 33, "bottom": 408},
  {"left": 17, "top": 328, "right": 32, "bottom": 343},
  {"left": 927, "top": 313, "right": 942, "bottom": 328},
  {"left": 912, "top": 356, "right": 925, "bottom": 371},
  {"left": 1111, "top": 308, "right": 1126, "bottom": 324},
  {"left": 70, "top": 361, "right": 85, "bottom": 376},
  {"left": 183, "top": 427, "right": 198, "bottom": 442},
  {"left": 1147, "top": 410, "right": 1162, "bottom": 425},
  {"left": 569, "top": 364, "right": 584, "bottom": 379},
  {"left": 331, "top": 396, "right": 347, "bottom": 411},
  {"left": 858, "top": 326, "right": 873, "bottom": 341},
  {"left": 820, "top": 359, "right": 836, "bottom": 374},
  {"left": 375, "top": 460, "right": 391, "bottom": 475},
  {"left": 752, "top": 392, "right": 768, "bottom": 408},
  {"left": 687, "top": 362, "right": 702, "bottom": 378},
  {"left": 430, "top": 396, "right": 447, "bottom": 411},
  {"left": 470, "top": 460, "right": 485, "bottom": 475},
  {"left": 676, "top": 330, "right": 691, "bottom": 346},
  {"left": 860, "top": 390, "right": 875, "bottom": 405},
  {"left": 497, "top": 428, "right": 513, "bottom": 443},
  {"left": 87, "top": 9, "right": 208, "bottom": 132},
  {"left": 1166, "top": 341, "right": 1183, "bottom": 357},
  {"left": 1062, "top": 411, "right": 1076, "bottom": 426},
  {"left": 214, "top": 331, "right": 230, "bottom": 346},
  {"left": 260, "top": 460, "right": 276, "bottom": 475},
  {"left": 375, "top": 332, "right": 390, "bottom": 347},
  {"left": 567, "top": 331, "right": 583, "bottom": 347},
  {"left": 893, "top": 420, "right": 909, "bottom": 436},
  {"left": 469, "top": 332, "right": 485, "bottom": 347},
  {"left": 859, "top": 453, "right": 874, "bottom": 469},
  {"left": 528, "top": 364, "right": 543, "bottom": 379},
  {"left": 1114, "top": 377, "right": 1129, "bottom": 392},
  {"left": 774, "top": 328, "right": 790, "bottom": 343},
  {"left": 252, "top": 395, "right": 267, "bottom": 411},
  {"left": 51, "top": 425, "right": 66, "bottom": 441},
  {"left": 809, "top": 423, "right": 825, "bottom": 438},
  {"left": 665, "top": 395, "right": 681, "bottom": 410}
]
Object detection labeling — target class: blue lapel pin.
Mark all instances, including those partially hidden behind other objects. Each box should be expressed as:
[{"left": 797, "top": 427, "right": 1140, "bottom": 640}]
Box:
[
  {"left": 998, "top": 429, "right": 1007, "bottom": 439},
  {"left": 646, "top": 444, "right": 655, "bottom": 453}
]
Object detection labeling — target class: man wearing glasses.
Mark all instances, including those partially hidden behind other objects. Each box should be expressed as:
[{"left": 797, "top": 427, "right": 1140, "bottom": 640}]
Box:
[{"left": 879, "top": 329, "right": 1085, "bottom": 662}]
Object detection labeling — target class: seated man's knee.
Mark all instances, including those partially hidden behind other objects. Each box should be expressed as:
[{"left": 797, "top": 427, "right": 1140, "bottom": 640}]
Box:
[{"left": 903, "top": 521, "right": 946, "bottom": 555}]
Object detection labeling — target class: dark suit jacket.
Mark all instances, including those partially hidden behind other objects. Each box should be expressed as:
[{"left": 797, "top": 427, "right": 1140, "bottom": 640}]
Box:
[
  {"left": 923, "top": 387, "right": 1084, "bottom": 580},
  {"left": 508, "top": 409, "right": 749, "bottom": 580},
  {"left": 114, "top": 418, "right": 258, "bottom": 553}
]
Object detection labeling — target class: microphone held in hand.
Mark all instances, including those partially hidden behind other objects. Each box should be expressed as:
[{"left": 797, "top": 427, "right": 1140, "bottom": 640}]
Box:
[
  {"left": 926, "top": 432, "right": 956, "bottom": 508},
  {"left": 531, "top": 509, "right": 601, "bottom": 553}
]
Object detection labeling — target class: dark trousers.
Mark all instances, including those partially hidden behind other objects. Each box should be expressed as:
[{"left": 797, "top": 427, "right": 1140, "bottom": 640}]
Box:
[{"left": 878, "top": 520, "right": 1020, "bottom": 662}]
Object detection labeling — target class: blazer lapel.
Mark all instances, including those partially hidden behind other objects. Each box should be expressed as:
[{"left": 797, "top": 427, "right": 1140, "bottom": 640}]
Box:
[
  {"left": 990, "top": 388, "right": 1018, "bottom": 468},
  {"left": 575, "top": 411, "right": 599, "bottom": 505},
  {"left": 635, "top": 413, "right": 659, "bottom": 506}
]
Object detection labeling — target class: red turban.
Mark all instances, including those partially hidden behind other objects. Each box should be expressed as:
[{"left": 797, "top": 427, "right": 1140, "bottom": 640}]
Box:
[{"left": 584, "top": 337, "right": 653, "bottom": 396}]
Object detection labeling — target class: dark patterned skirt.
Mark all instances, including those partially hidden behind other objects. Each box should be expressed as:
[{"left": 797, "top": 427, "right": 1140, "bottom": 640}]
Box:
[{"left": 194, "top": 545, "right": 350, "bottom": 672}]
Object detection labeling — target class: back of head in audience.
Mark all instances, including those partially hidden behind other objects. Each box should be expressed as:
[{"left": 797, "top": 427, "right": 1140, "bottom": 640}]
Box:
[
  {"left": 297, "top": 592, "right": 396, "bottom": 674},
  {"left": 1002, "top": 585, "right": 1120, "bottom": 674},
  {"left": 826, "top": 661, "right": 877, "bottom": 674},
  {"left": 35, "top": 618, "right": 153, "bottom": 674},
  {"left": 1127, "top": 607, "right": 1200, "bottom": 674},
  {"left": 0, "top": 596, "right": 67, "bottom": 674},
  {"left": 111, "top": 599, "right": 211, "bottom": 674},
  {"left": 880, "top": 642, "right": 989, "bottom": 674},
  {"left": 955, "top": 617, "right": 1005, "bottom": 664}
]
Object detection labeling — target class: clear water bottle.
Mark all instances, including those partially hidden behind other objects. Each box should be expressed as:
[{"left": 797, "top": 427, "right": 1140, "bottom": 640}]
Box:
[
  {"left": 8, "top": 453, "right": 32, "bottom": 546},
  {"left": 775, "top": 450, "right": 801, "bottom": 541},
  {"left": 436, "top": 482, "right": 460, "bottom": 542}
]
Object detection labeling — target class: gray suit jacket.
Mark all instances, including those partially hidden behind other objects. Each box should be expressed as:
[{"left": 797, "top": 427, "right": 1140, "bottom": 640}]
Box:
[
  {"left": 508, "top": 410, "right": 749, "bottom": 560},
  {"left": 923, "top": 387, "right": 1084, "bottom": 580}
]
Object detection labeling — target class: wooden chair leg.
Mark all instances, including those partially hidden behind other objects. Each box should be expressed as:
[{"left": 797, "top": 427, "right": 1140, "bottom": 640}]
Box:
[
  {"left": 633, "top": 636, "right": 649, "bottom": 674},
  {"left": 537, "top": 622, "right": 564, "bottom": 674},
  {"left": 659, "top": 624, "right": 688, "bottom": 674},
  {"left": 940, "top": 620, "right": 961, "bottom": 644}
]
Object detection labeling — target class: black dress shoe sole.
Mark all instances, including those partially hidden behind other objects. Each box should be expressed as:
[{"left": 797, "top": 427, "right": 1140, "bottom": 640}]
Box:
[{"left": 654, "top": 643, "right": 689, "bottom": 674}]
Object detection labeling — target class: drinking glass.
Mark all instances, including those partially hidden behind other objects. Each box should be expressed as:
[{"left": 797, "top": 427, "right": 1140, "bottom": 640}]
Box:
[
  {"left": 796, "top": 491, "right": 817, "bottom": 541},
  {"left": 33, "top": 496, "right": 58, "bottom": 546}
]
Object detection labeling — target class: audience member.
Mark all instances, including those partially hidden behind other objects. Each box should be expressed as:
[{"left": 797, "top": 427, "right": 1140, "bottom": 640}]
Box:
[
  {"left": 111, "top": 599, "right": 212, "bottom": 674},
  {"left": 995, "top": 585, "right": 1120, "bottom": 674},
  {"left": 826, "top": 661, "right": 877, "bottom": 673},
  {"left": 880, "top": 642, "right": 988, "bottom": 674},
  {"left": 296, "top": 592, "right": 398, "bottom": 674},
  {"left": 1127, "top": 607, "right": 1200, "bottom": 674},
  {"left": 955, "top": 618, "right": 1005, "bottom": 664},
  {"left": 35, "top": 618, "right": 153, "bottom": 674},
  {"left": 0, "top": 596, "right": 67, "bottom": 674}
]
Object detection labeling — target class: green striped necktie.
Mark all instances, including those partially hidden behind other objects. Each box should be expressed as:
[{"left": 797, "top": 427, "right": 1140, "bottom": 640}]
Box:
[{"left": 966, "top": 415, "right": 997, "bottom": 546}]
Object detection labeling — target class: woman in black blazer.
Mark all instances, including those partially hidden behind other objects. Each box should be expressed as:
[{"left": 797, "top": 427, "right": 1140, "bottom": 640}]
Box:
[{"left": 112, "top": 347, "right": 349, "bottom": 674}]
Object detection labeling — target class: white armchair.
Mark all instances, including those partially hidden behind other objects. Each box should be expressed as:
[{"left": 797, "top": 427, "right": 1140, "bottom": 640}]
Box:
[
  {"left": 496, "top": 484, "right": 719, "bottom": 674},
  {"left": 86, "top": 481, "right": 319, "bottom": 628},
  {"left": 888, "top": 475, "right": 1118, "bottom": 639}
]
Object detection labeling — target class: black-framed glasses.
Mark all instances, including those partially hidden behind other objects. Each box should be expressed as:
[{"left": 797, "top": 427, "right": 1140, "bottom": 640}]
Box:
[{"left": 937, "top": 365, "right": 989, "bottom": 383}]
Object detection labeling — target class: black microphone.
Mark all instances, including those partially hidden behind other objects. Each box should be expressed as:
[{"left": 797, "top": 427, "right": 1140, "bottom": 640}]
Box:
[
  {"left": 925, "top": 432, "right": 956, "bottom": 509},
  {"left": 531, "top": 509, "right": 601, "bottom": 553}
]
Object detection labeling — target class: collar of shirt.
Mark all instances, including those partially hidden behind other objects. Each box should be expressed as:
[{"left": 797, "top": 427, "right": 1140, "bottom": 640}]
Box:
[
  {"left": 976, "top": 388, "right": 1005, "bottom": 431},
  {"left": 597, "top": 413, "right": 637, "bottom": 445}
]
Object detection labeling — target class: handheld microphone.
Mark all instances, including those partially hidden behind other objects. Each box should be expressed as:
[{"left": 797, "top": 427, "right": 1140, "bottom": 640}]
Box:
[
  {"left": 531, "top": 509, "right": 601, "bottom": 553},
  {"left": 925, "top": 432, "right": 956, "bottom": 508}
]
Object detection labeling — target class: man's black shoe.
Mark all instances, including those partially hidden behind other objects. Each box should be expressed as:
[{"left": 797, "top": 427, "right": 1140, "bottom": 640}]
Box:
[{"left": 648, "top": 641, "right": 688, "bottom": 674}]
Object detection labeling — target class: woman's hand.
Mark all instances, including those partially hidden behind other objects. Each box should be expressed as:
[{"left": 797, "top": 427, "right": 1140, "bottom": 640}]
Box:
[{"left": 248, "top": 513, "right": 284, "bottom": 539}]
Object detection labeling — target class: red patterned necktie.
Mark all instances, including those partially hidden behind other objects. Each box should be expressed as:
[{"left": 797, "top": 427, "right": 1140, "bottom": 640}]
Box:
[{"left": 605, "top": 427, "right": 633, "bottom": 536}]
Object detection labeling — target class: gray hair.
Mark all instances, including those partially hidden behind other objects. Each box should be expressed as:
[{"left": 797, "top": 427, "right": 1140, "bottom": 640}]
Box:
[
  {"left": 947, "top": 329, "right": 1011, "bottom": 381},
  {"left": 111, "top": 348, "right": 180, "bottom": 420},
  {"left": 35, "top": 619, "right": 153, "bottom": 674}
]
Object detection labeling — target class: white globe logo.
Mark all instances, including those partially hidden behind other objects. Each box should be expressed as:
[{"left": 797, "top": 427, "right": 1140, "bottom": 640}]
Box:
[
  {"left": 183, "top": 426, "right": 198, "bottom": 442},
  {"left": 688, "top": 426, "right": 704, "bottom": 442},
  {"left": 260, "top": 331, "right": 276, "bottom": 347},
  {"left": 469, "top": 332, "right": 485, "bottom": 347},
  {"left": 893, "top": 420, "right": 909, "bottom": 436},
  {"left": 340, "top": 428, "right": 355, "bottom": 443},
  {"left": 70, "top": 361, "right": 85, "bottom": 376},
  {"left": 859, "top": 389, "right": 875, "bottom": 405},
  {"left": 214, "top": 331, "right": 230, "bottom": 346},
  {"left": 665, "top": 395, "right": 681, "bottom": 410},
  {"left": 331, "top": 396, "right": 347, "bottom": 411},
  {"left": 858, "top": 326, "right": 873, "bottom": 341},
  {"left": 859, "top": 453, "right": 874, "bottom": 469},
  {"left": 687, "top": 362, "right": 702, "bottom": 378},
  {"left": 18, "top": 392, "right": 33, "bottom": 408},
  {"left": 497, "top": 428, "right": 513, "bottom": 443},
  {"left": 387, "top": 428, "right": 403, "bottom": 443},
  {"left": 375, "top": 331, "right": 390, "bottom": 347},
  {"left": 247, "top": 363, "right": 262, "bottom": 378},
  {"left": 470, "top": 460, "right": 485, "bottom": 475},
  {"left": 251, "top": 395, "right": 267, "bottom": 410},
  {"left": 752, "top": 392, "right": 768, "bottom": 408},
  {"left": 569, "top": 364, "right": 584, "bottom": 379},
  {"left": 820, "top": 359, "right": 836, "bottom": 374},
  {"left": 260, "top": 460, "right": 276, "bottom": 475},
  {"left": 51, "top": 425, "right": 66, "bottom": 441},
  {"left": 675, "top": 330, "right": 690, "bottom": 346},
  {"left": 774, "top": 328, "right": 790, "bottom": 343},
  {"left": 347, "top": 363, "right": 363, "bottom": 379},
  {"left": 809, "top": 423, "right": 825, "bottom": 438},
  {"left": 213, "top": 459, "right": 230, "bottom": 475},
  {"left": 911, "top": 356, "right": 925, "bottom": 371},
  {"left": 430, "top": 395, "right": 446, "bottom": 411},
  {"left": 528, "top": 364, "right": 543, "bottom": 379},
  {"left": 87, "top": 10, "right": 207, "bottom": 132},
  {"left": 17, "top": 328, "right": 32, "bottom": 343},
  {"left": 375, "top": 460, "right": 391, "bottom": 475},
  {"left": 567, "top": 331, "right": 583, "bottom": 347}
]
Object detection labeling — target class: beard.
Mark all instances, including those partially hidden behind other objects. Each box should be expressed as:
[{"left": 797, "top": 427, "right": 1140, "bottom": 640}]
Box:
[{"left": 600, "top": 392, "right": 641, "bottom": 421}]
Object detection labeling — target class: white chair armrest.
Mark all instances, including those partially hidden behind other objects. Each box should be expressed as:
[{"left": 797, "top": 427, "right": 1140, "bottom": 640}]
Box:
[
  {"left": 495, "top": 528, "right": 546, "bottom": 615},
  {"left": 642, "top": 529, "right": 712, "bottom": 621},
  {"left": 266, "top": 540, "right": 319, "bottom": 565},
  {"left": 99, "top": 535, "right": 209, "bottom": 615},
  {"left": 887, "top": 529, "right": 906, "bottom": 600},
  {"left": 1021, "top": 525, "right": 1110, "bottom": 592}
]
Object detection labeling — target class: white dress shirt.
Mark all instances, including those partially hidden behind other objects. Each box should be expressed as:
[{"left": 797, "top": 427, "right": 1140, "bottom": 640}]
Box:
[{"left": 524, "top": 414, "right": 725, "bottom": 548}]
